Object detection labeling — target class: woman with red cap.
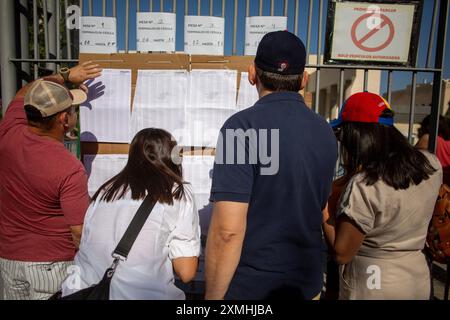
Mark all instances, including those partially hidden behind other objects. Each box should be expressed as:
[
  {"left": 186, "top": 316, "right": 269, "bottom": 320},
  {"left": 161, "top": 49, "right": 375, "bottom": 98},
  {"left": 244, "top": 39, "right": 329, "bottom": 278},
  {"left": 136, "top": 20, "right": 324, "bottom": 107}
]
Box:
[{"left": 322, "top": 92, "right": 442, "bottom": 300}]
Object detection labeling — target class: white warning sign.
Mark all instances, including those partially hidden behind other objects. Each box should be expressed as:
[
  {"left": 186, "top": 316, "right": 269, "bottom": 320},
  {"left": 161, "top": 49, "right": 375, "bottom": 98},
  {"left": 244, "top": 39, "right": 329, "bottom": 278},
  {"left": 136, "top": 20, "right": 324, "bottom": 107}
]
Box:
[{"left": 330, "top": 2, "right": 416, "bottom": 64}]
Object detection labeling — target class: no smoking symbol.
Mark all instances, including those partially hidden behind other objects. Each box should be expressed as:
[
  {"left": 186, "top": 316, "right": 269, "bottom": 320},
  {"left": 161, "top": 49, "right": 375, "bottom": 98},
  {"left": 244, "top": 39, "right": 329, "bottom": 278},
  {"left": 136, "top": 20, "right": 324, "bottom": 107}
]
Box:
[{"left": 351, "top": 13, "right": 395, "bottom": 52}]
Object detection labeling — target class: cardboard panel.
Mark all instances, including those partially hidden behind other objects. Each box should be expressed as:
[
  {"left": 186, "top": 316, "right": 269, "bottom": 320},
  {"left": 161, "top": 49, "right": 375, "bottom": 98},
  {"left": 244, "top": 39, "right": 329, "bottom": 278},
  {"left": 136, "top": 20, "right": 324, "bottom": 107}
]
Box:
[
  {"left": 77, "top": 53, "right": 249, "bottom": 159},
  {"left": 78, "top": 53, "right": 190, "bottom": 158},
  {"left": 190, "top": 55, "right": 255, "bottom": 91}
]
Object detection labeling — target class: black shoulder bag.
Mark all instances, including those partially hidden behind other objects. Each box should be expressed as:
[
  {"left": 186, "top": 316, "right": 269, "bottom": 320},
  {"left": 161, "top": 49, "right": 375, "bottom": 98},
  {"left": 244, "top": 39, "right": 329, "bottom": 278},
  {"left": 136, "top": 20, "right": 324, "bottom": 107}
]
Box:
[{"left": 50, "top": 195, "right": 157, "bottom": 300}]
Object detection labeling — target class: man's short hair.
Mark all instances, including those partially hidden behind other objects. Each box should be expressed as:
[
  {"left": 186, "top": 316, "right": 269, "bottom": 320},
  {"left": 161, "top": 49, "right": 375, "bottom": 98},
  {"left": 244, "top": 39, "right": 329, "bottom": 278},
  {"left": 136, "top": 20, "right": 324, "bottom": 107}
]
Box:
[
  {"left": 253, "top": 31, "right": 306, "bottom": 92},
  {"left": 24, "top": 104, "right": 73, "bottom": 131},
  {"left": 255, "top": 66, "right": 303, "bottom": 92}
]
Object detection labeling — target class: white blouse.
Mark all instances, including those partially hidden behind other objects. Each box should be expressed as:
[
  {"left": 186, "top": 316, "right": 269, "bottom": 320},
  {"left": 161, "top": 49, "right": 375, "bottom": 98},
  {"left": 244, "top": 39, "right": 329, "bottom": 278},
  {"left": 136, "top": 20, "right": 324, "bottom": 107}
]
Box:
[{"left": 61, "top": 184, "right": 201, "bottom": 300}]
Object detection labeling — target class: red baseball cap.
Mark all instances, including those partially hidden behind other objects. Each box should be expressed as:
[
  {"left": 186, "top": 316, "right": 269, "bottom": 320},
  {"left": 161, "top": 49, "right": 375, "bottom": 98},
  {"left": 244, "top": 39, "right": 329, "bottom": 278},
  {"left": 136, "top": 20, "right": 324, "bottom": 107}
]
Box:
[{"left": 330, "top": 92, "right": 394, "bottom": 128}]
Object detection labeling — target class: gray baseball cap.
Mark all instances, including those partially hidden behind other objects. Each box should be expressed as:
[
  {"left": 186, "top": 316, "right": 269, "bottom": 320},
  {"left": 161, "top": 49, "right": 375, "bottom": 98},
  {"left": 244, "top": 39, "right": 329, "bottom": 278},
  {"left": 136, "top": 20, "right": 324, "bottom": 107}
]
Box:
[{"left": 24, "top": 79, "right": 87, "bottom": 117}]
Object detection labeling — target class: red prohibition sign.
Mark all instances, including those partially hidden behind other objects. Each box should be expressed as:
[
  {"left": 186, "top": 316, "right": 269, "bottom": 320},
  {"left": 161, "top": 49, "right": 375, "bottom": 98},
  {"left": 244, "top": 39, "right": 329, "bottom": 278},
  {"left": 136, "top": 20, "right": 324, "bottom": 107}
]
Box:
[{"left": 351, "top": 13, "right": 395, "bottom": 52}]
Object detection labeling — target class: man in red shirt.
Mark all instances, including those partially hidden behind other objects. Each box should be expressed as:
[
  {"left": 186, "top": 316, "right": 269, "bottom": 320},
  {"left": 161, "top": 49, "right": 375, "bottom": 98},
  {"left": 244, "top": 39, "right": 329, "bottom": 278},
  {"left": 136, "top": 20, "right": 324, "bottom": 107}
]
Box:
[{"left": 0, "top": 62, "right": 101, "bottom": 299}]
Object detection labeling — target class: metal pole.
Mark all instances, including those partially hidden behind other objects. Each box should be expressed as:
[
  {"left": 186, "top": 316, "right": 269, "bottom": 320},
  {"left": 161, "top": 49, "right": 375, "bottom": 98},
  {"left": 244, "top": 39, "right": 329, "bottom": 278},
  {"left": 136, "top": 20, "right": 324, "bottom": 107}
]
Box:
[
  {"left": 198, "top": 0, "right": 201, "bottom": 15},
  {"left": 88, "top": 0, "right": 93, "bottom": 16},
  {"left": 363, "top": 69, "right": 368, "bottom": 91},
  {"left": 42, "top": 0, "right": 50, "bottom": 70},
  {"left": 0, "top": 0, "right": 18, "bottom": 110},
  {"left": 408, "top": 72, "right": 417, "bottom": 144},
  {"left": 103, "top": 0, "right": 107, "bottom": 16},
  {"left": 161, "top": 0, "right": 164, "bottom": 12},
  {"left": 314, "top": 68, "right": 321, "bottom": 113},
  {"left": 11, "top": 59, "right": 79, "bottom": 63},
  {"left": 387, "top": 71, "right": 392, "bottom": 104},
  {"left": 113, "top": 0, "right": 117, "bottom": 17},
  {"left": 125, "top": 0, "right": 130, "bottom": 52},
  {"left": 20, "top": 0, "right": 30, "bottom": 86},
  {"left": 317, "top": 0, "right": 323, "bottom": 65},
  {"left": 302, "top": 64, "right": 438, "bottom": 72},
  {"left": 284, "top": 0, "right": 288, "bottom": 17},
  {"left": 233, "top": 0, "right": 238, "bottom": 55},
  {"left": 33, "top": 0, "right": 39, "bottom": 79},
  {"left": 294, "top": 0, "right": 299, "bottom": 36},
  {"left": 46, "top": 0, "right": 57, "bottom": 72},
  {"left": 64, "top": 0, "right": 72, "bottom": 60},
  {"left": 271, "top": 0, "right": 274, "bottom": 16},
  {"left": 426, "top": 0, "right": 439, "bottom": 68},
  {"left": 211, "top": 0, "right": 214, "bottom": 16},
  {"left": 56, "top": 0, "right": 61, "bottom": 69},
  {"left": 185, "top": 0, "right": 188, "bottom": 15},
  {"left": 313, "top": 68, "right": 320, "bottom": 113},
  {"left": 80, "top": 0, "right": 83, "bottom": 15},
  {"left": 222, "top": 0, "right": 225, "bottom": 17},
  {"left": 429, "top": 0, "right": 448, "bottom": 154},
  {"left": 246, "top": 0, "right": 250, "bottom": 17},
  {"left": 173, "top": 0, "right": 176, "bottom": 13},
  {"left": 313, "top": 0, "right": 323, "bottom": 113},
  {"left": 306, "top": 0, "right": 313, "bottom": 57},
  {"left": 339, "top": 68, "right": 345, "bottom": 107},
  {"left": 137, "top": 0, "right": 141, "bottom": 12},
  {"left": 259, "top": 0, "right": 263, "bottom": 16}
]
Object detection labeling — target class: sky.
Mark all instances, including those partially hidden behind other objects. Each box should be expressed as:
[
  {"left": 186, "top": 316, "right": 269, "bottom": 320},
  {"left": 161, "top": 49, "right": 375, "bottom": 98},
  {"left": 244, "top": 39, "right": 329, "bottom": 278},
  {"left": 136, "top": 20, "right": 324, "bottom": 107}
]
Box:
[{"left": 83, "top": 0, "right": 450, "bottom": 93}]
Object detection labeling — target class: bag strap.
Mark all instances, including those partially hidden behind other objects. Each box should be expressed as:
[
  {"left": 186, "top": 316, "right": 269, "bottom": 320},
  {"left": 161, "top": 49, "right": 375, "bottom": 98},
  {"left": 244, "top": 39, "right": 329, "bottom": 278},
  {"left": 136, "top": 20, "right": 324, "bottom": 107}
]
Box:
[{"left": 112, "top": 195, "right": 157, "bottom": 260}]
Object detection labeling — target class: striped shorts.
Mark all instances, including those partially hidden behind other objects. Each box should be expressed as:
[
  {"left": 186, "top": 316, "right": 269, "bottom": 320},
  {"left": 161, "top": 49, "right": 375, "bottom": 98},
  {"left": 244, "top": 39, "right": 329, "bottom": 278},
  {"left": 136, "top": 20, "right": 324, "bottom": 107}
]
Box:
[{"left": 0, "top": 257, "right": 73, "bottom": 300}]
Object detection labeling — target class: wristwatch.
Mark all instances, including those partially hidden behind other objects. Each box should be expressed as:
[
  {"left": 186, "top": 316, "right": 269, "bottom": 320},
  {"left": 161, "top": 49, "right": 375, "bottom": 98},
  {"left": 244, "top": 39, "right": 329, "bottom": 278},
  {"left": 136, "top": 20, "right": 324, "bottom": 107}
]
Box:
[{"left": 59, "top": 67, "right": 71, "bottom": 83}]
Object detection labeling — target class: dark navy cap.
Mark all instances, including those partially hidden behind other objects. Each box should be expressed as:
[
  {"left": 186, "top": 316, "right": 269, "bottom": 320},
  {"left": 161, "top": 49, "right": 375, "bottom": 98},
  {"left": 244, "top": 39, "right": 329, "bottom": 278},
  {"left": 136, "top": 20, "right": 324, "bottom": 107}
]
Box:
[{"left": 254, "top": 31, "right": 306, "bottom": 76}]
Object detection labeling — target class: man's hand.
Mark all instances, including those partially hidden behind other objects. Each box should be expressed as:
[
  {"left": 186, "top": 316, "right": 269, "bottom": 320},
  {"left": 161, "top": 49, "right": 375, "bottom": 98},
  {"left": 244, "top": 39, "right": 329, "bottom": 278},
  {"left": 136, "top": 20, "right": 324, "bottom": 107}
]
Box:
[
  {"left": 68, "top": 61, "right": 102, "bottom": 86},
  {"left": 13, "top": 62, "right": 101, "bottom": 99}
]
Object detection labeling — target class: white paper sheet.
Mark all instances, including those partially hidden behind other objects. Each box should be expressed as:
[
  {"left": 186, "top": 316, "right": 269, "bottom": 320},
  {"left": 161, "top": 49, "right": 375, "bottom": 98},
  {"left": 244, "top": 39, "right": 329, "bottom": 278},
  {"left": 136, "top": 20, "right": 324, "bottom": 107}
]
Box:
[
  {"left": 185, "top": 108, "right": 235, "bottom": 147},
  {"left": 186, "top": 69, "right": 238, "bottom": 147},
  {"left": 184, "top": 16, "right": 225, "bottom": 55},
  {"left": 80, "top": 69, "right": 132, "bottom": 143},
  {"left": 137, "top": 12, "right": 176, "bottom": 52},
  {"left": 244, "top": 16, "right": 288, "bottom": 56},
  {"left": 182, "top": 155, "right": 215, "bottom": 235},
  {"left": 84, "top": 154, "right": 128, "bottom": 196},
  {"left": 131, "top": 70, "right": 188, "bottom": 144},
  {"left": 237, "top": 72, "right": 260, "bottom": 110},
  {"left": 188, "top": 70, "right": 237, "bottom": 110},
  {"left": 80, "top": 17, "right": 117, "bottom": 54}
]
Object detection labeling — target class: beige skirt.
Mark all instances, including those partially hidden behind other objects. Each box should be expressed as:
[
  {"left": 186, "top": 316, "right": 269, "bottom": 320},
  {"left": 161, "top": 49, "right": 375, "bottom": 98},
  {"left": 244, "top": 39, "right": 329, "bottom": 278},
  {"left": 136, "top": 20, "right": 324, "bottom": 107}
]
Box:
[{"left": 339, "top": 250, "right": 431, "bottom": 300}]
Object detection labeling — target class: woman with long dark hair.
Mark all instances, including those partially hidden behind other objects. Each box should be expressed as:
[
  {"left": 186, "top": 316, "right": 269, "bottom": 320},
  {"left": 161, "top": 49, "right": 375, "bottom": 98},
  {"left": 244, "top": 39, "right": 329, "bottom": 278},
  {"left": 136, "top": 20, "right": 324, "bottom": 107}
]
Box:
[
  {"left": 416, "top": 114, "right": 450, "bottom": 185},
  {"left": 61, "top": 128, "right": 200, "bottom": 299},
  {"left": 323, "top": 92, "right": 442, "bottom": 299}
]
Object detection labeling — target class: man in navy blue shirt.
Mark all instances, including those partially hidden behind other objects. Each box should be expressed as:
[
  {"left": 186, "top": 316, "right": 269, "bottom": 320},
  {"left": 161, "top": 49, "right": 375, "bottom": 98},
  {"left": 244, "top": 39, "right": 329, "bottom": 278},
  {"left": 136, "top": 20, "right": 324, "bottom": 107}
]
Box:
[{"left": 205, "top": 31, "right": 338, "bottom": 300}]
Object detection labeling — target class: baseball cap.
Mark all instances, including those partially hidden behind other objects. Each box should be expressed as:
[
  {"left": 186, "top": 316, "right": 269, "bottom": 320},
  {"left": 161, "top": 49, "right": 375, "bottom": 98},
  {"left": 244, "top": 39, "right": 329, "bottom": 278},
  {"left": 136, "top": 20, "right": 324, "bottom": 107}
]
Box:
[
  {"left": 254, "top": 31, "right": 306, "bottom": 75},
  {"left": 24, "top": 79, "right": 87, "bottom": 118},
  {"left": 330, "top": 92, "right": 394, "bottom": 128}
]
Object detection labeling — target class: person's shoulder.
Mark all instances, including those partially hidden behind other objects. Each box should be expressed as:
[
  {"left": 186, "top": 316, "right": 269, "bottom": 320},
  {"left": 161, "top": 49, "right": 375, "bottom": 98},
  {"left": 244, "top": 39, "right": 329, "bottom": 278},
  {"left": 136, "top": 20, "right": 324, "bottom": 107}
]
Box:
[
  {"left": 221, "top": 106, "right": 258, "bottom": 130},
  {"left": 53, "top": 147, "right": 86, "bottom": 176},
  {"left": 419, "top": 149, "right": 442, "bottom": 171},
  {"left": 343, "top": 173, "right": 371, "bottom": 195}
]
